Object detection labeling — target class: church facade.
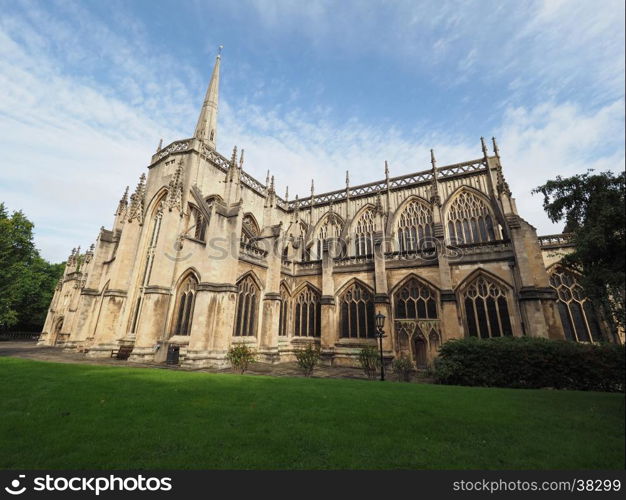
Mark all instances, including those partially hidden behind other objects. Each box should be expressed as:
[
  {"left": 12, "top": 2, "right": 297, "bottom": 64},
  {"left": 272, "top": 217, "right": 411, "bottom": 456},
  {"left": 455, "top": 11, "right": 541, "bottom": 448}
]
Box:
[{"left": 39, "top": 53, "right": 617, "bottom": 368}]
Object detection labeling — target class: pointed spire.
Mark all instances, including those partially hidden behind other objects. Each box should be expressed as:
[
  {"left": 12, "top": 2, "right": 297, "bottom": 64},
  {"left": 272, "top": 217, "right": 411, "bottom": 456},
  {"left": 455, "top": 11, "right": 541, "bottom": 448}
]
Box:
[
  {"left": 384, "top": 161, "right": 389, "bottom": 179},
  {"left": 310, "top": 179, "right": 315, "bottom": 197},
  {"left": 266, "top": 170, "right": 270, "bottom": 186},
  {"left": 375, "top": 190, "right": 384, "bottom": 214},
  {"left": 194, "top": 46, "right": 222, "bottom": 149},
  {"left": 68, "top": 247, "right": 76, "bottom": 266},
  {"left": 430, "top": 149, "right": 440, "bottom": 206},
  {"left": 270, "top": 175, "right": 275, "bottom": 192},
  {"left": 127, "top": 173, "right": 147, "bottom": 225},
  {"left": 480, "top": 136, "right": 489, "bottom": 157},
  {"left": 294, "top": 194, "right": 300, "bottom": 219},
  {"left": 285, "top": 186, "right": 289, "bottom": 201},
  {"left": 230, "top": 145, "right": 238, "bottom": 166},
  {"left": 492, "top": 137, "right": 500, "bottom": 158},
  {"left": 115, "top": 186, "right": 129, "bottom": 216},
  {"left": 166, "top": 159, "right": 184, "bottom": 213},
  {"left": 239, "top": 149, "right": 244, "bottom": 169},
  {"left": 345, "top": 170, "right": 350, "bottom": 188},
  {"left": 157, "top": 138, "right": 163, "bottom": 152},
  {"left": 85, "top": 243, "right": 94, "bottom": 264},
  {"left": 73, "top": 246, "right": 81, "bottom": 271}
]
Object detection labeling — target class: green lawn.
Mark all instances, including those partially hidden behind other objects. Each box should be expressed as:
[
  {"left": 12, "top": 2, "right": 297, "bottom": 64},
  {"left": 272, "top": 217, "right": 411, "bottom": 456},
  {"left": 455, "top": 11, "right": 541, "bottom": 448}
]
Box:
[{"left": 0, "top": 358, "right": 623, "bottom": 469}]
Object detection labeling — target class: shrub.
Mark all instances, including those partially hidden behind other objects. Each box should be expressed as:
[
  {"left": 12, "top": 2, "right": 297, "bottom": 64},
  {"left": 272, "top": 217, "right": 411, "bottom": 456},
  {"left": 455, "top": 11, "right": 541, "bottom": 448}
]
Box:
[
  {"left": 295, "top": 343, "right": 321, "bottom": 377},
  {"left": 226, "top": 344, "right": 256, "bottom": 374},
  {"left": 392, "top": 355, "right": 414, "bottom": 382},
  {"left": 358, "top": 346, "right": 381, "bottom": 380},
  {"left": 433, "top": 336, "right": 625, "bottom": 392}
]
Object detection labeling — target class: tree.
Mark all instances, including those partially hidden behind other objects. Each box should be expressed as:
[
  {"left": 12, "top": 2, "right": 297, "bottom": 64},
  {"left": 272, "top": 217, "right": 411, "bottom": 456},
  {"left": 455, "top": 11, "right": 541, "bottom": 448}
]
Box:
[
  {"left": 533, "top": 171, "right": 625, "bottom": 339},
  {"left": 0, "top": 203, "right": 65, "bottom": 330}
]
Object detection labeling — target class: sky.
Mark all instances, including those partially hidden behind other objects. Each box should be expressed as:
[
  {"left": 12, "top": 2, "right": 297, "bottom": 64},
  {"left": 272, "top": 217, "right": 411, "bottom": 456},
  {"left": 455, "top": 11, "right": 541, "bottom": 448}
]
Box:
[{"left": 0, "top": 0, "right": 624, "bottom": 263}]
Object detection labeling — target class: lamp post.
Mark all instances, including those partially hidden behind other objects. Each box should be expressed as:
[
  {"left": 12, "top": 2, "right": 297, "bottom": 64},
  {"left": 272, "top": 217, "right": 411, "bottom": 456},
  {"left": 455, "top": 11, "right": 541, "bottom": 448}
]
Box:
[{"left": 374, "top": 312, "right": 386, "bottom": 381}]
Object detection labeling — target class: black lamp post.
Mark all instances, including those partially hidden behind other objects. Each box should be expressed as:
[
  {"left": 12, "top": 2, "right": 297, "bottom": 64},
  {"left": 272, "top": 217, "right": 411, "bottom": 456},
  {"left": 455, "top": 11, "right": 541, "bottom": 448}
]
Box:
[{"left": 374, "top": 312, "right": 386, "bottom": 381}]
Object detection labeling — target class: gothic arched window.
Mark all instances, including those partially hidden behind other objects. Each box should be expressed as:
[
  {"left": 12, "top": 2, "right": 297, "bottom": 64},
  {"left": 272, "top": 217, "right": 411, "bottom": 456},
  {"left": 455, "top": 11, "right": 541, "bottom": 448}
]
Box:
[
  {"left": 447, "top": 191, "right": 497, "bottom": 245},
  {"left": 293, "top": 285, "right": 321, "bottom": 337},
  {"left": 313, "top": 212, "right": 343, "bottom": 259},
  {"left": 188, "top": 205, "right": 207, "bottom": 241},
  {"left": 278, "top": 284, "right": 290, "bottom": 337},
  {"left": 339, "top": 282, "right": 375, "bottom": 338},
  {"left": 397, "top": 200, "right": 434, "bottom": 252},
  {"left": 295, "top": 221, "right": 313, "bottom": 261},
  {"left": 354, "top": 207, "right": 376, "bottom": 257},
  {"left": 462, "top": 275, "right": 513, "bottom": 338},
  {"left": 241, "top": 214, "right": 260, "bottom": 246},
  {"left": 173, "top": 274, "right": 198, "bottom": 336},
  {"left": 394, "top": 278, "right": 438, "bottom": 319},
  {"left": 549, "top": 268, "right": 603, "bottom": 342},
  {"left": 234, "top": 275, "right": 260, "bottom": 336},
  {"left": 131, "top": 199, "right": 165, "bottom": 333}
]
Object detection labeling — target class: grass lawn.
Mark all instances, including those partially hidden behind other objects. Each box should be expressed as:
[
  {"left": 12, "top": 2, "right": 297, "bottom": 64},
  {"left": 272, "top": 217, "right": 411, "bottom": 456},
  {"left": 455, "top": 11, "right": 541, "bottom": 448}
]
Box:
[{"left": 0, "top": 357, "right": 623, "bottom": 469}]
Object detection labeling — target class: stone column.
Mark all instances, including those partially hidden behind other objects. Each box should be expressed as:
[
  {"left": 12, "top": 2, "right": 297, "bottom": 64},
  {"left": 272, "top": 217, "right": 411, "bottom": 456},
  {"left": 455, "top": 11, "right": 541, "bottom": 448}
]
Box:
[
  {"left": 183, "top": 197, "right": 243, "bottom": 368},
  {"left": 320, "top": 242, "right": 337, "bottom": 364},
  {"left": 88, "top": 221, "right": 143, "bottom": 357},
  {"left": 67, "top": 289, "right": 100, "bottom": 348},
  {"left": 258, "top": 229, "right": 282, "bottom": 362},
  {"left": 509, "top": 217, "right": 565, "bottom": 339},
  {"left": 373, "top": 233, "right": 393, "bottom": 355},
  {"left": 184, "top": 284, "right": 238, "bottom": 368},
  {"left": 129, "top": 207, "right": 185, "bottom": 362},
  {"left": 430, "top": 171, "right": 463, "bottom": 343},
  {"left": 259, "top": 293, "right": 281, "bottom": 362}
]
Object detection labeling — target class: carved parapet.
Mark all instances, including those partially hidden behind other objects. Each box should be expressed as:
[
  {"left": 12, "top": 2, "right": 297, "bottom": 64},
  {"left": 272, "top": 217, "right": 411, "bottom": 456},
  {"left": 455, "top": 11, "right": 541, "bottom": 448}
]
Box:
[
  {"left": 150, "top": 139, "right": 192, "bottom": 165},
  {"left": 432, "top": 222, "right": 445, "bottom": 239},
  {"left": 518, "top": 287, "right": 558, "bottom": 301},
  {"left": 196, "top": 282, "right": 238, "bottom": 293},
  {"left": 440, "top": 290, "right": 457, "bottom": 303},
  {"left": 506, "top": 214, "right": 522, "bottom": 229},
  {"left": 143, "top": 285, "right": 172, "bottom": 295},
  {"left": 538, "top": 233, "right": 575, "bottom": 249},
  {"left": 374, "top": 293, "right": 390, "bottom": 304}
]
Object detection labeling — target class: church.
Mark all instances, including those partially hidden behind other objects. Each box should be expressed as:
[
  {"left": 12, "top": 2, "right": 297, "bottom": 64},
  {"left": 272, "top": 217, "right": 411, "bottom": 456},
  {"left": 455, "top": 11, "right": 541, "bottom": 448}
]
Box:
[{"left": 39, "top": 51, "right": 614, "bottom": 368}]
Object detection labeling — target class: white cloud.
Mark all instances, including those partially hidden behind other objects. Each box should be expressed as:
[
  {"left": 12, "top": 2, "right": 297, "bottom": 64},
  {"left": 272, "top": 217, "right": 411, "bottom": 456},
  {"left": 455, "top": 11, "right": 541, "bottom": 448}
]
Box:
[
  {"left": 218, "top": 96, "right": 624, "bottom": 237},
  {"left": 0, "top": 0, "right": 623, "bottom": 263},
  {"left": 497, "top": 99, "right": 625, "bottom": 234}
]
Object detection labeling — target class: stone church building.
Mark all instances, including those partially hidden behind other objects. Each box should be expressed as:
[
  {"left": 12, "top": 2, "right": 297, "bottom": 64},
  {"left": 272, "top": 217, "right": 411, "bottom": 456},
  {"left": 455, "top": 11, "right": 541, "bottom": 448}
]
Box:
[{"left": 39, "top": 52, "right": 616, "bottom": 368}]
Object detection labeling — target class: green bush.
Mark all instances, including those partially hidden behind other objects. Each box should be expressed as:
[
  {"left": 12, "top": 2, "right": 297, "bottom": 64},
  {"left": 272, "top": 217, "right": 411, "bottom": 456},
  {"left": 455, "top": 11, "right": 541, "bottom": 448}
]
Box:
[
  {"left": 295, "top": 343, "right": 321, "bottom": 377},
  {"left": 391, "top": 355, "right": 414, "bottom": 382},
  {"left": 226, "top": 344, "right": 256, "bottom": 374},
  {"left": 358, "top": 346, "right": 381, "bottom": 380},
  {"left": 433, "top": 336, "right": 625, "bottom": 392}
]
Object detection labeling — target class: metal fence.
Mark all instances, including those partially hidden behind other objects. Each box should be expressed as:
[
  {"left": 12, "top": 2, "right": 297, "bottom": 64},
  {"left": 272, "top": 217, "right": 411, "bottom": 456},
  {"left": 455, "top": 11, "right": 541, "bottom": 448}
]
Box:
[{"left": 0, "top": 331, "right": 41, "bottom": 341}]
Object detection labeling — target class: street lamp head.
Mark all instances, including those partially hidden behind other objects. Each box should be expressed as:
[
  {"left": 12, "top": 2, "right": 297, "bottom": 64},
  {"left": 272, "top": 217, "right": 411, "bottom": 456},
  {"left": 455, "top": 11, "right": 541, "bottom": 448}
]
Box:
[{"left": 375, "top": 312, "right": 386, "bottom": 330}]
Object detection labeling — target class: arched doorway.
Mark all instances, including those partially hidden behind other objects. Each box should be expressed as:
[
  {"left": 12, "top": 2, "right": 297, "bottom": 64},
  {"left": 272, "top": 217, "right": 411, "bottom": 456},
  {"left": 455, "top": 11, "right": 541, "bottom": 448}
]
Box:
[
  {"left": 53, "top": 317, "right": 64, "bottom": 346},
  {"left": 412, "top": 333, "right": 428, "bottom": 369}
]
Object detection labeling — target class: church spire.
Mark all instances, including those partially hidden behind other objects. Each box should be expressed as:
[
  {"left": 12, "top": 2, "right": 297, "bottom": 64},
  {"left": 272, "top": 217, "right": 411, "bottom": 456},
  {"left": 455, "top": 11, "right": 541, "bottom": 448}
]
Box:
[{"left": 194, "top": 46, "right": 222, "bottom": 149}]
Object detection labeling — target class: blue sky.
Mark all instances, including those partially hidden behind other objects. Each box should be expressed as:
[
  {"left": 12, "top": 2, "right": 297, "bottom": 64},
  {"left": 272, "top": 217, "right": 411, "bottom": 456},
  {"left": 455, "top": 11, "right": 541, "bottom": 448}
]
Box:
[{"left": 0, "top": 0, "right": 624, "bottom": 262}]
